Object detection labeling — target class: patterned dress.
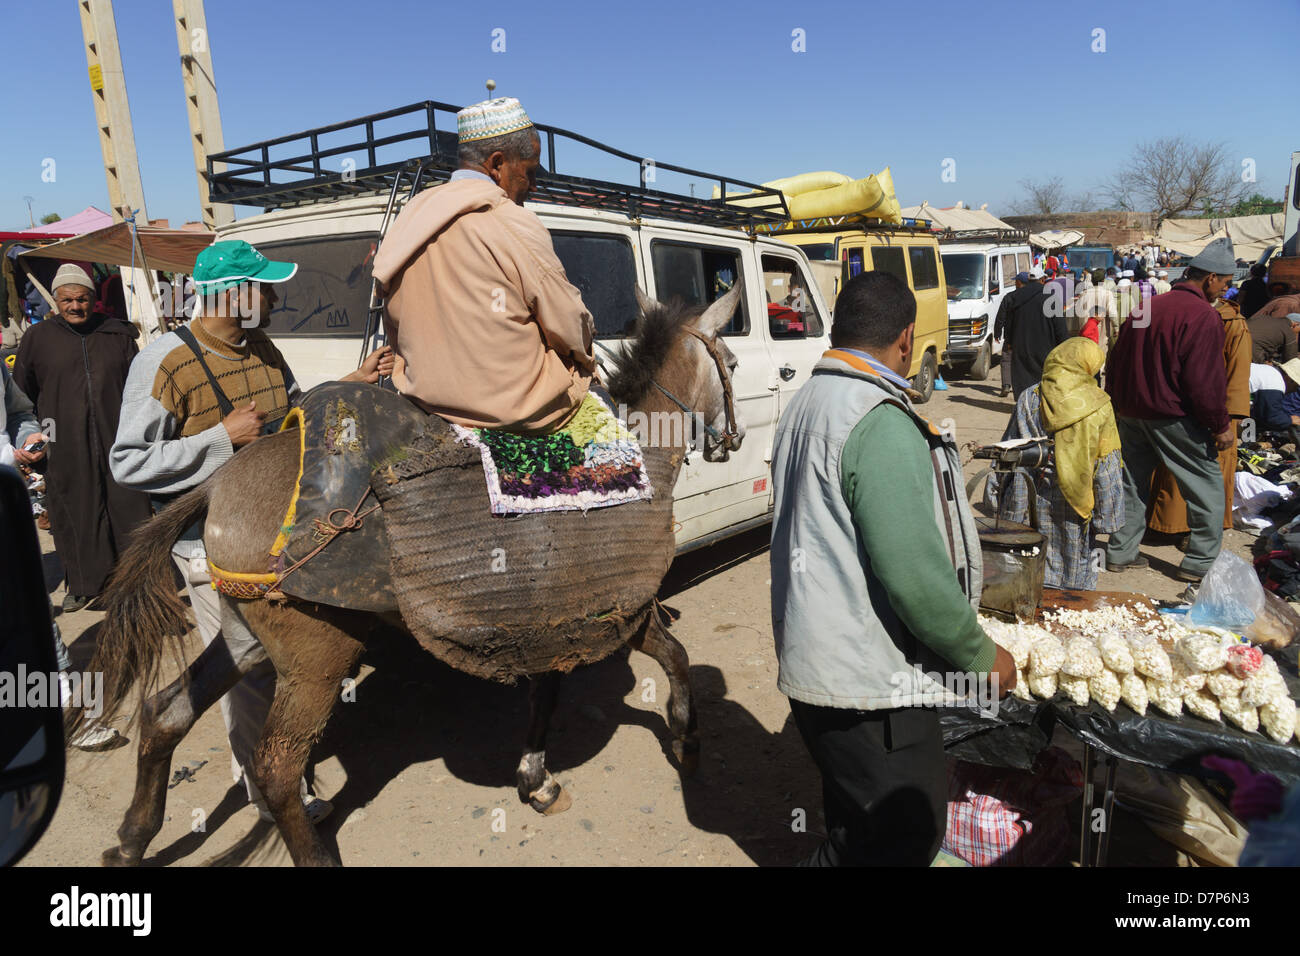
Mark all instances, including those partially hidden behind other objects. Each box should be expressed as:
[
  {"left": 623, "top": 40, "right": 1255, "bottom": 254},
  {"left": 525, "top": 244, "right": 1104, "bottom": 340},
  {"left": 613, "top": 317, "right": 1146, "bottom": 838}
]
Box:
[{"left": 982, "top": 386, "right": 1124, "bottom": 590}]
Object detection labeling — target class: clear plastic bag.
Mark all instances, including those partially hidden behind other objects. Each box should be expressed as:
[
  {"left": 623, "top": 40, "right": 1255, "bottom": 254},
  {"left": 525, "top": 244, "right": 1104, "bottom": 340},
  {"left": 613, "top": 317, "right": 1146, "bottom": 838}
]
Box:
[{"left": 1188, "top": 552, "right": 1265, "bottom": 631}]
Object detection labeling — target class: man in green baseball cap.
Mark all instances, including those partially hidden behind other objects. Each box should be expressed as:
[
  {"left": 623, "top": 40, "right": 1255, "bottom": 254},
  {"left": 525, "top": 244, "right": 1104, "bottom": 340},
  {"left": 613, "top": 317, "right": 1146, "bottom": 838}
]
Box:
[
  {"left": 192, "top": 239, "right": 298, "bottom": 330},
  {"left": 111, "top": 238, "right": 393, "bottom": 826}
]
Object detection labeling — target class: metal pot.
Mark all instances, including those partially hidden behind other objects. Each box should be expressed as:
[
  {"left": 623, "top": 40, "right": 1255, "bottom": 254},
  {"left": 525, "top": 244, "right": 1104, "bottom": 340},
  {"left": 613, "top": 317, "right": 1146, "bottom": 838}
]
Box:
[{"left": 968, "top": 464, "right": 1047, "bottom": 621}]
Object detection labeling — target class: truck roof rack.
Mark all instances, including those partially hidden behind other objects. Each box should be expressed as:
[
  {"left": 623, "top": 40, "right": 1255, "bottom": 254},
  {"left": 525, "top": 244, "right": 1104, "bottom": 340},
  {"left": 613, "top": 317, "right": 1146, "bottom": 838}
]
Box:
[
  {"left": 207, "top": 101, "right": 790, "bottom": 230},
  {"left": 937, "top": 227, "right": 1030, "bottom": 243},
  {"left": 751, "top": 214, "right": 936, "bottom": 236}
]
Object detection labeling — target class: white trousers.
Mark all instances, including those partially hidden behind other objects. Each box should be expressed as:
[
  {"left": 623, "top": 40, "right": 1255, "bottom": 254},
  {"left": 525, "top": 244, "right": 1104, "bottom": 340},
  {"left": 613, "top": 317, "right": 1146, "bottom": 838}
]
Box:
[{"left": 172, "top": 550, "right": 308, "bottom": 806}]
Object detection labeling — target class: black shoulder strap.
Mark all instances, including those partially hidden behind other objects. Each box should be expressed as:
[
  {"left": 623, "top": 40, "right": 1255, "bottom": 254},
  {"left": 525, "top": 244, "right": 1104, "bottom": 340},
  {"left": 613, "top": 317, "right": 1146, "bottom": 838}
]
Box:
[{"left": 174, "top": 325, "right": 235, "bottom": 417}]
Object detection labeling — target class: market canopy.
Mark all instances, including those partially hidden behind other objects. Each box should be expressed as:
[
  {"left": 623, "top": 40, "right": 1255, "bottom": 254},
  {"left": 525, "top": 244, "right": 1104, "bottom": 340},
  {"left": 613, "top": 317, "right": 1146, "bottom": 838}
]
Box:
[
  {"left": 1155, "top": 213, "right": 1283, "bottom": 261},
  {"left": 15, "top": 206, "right": 113, "bottom": 238},
  {"left": 19, "top": 222, "right": 214, "bottom": 274},
  {"left": 900, "top": 202, "right": 1014, "bottom": 232},
  {"left": 1029, "top": 229, "right": 1086, "bottom": 249}
]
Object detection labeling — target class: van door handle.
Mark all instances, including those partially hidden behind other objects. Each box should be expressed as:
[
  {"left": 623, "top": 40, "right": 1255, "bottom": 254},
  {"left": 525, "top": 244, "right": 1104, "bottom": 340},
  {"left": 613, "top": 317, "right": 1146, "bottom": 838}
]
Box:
[{"left": 779, "top": 365, "right": 797, "bottom": 382}]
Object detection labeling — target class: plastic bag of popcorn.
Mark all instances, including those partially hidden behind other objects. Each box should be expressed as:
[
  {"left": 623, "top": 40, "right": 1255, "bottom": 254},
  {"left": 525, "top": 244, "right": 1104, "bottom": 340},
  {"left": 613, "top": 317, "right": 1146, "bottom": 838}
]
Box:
[
  {"left": 1027, "top": 671, "right": 1058, "bottom": 700},
  {"left": 1219, "top": 695, "right": 1259, "bottom": 734},
  {"left": 1129, "top": 635, "right": 1173, "bottom": 681},
  {"left": 1260, "top": 698, "right": 1298, "bottom": 744},
  {"left": 1059, "top": 674, "right": 1091, "bottom": 707},
  {"left": 1177, "top": 631, "right": 1233, "bottom": 673},
  {"left": 1241, "top": 667, "right": 1289, "bottom": 709},
  {"left": 1183, "top": 687, "right": 1221, "bottom": 723},
  {"left": 1171, "top": 656, "right": 1206, "bottom": 694},
  {"left": 993, "top": 630, "right": 1031, "bottom": 671},
  {"left": 1206, "top": 668, "right": 1244, "bottom": 700},
  {"left": 1120, "top": 673, "right": 1149, "bottom": 716},
  {"left": 1029, "top": 635, "right": 1065, "bottom": 677},
  {"left": 1061, "top": 635, "right": 1104, "bottom": 679},
  {"left": 1146, "top": 678, "right": 1184, "bottom": 718},
  {"left": 1089, "top": 669, "right": 1122, "bottom": 712},
  {"left": 1012, "top": 668, "right": 1032, "bottom": 701},
  {"left": 1096, "top": 633, "right": 1134, "bottom": 674}
]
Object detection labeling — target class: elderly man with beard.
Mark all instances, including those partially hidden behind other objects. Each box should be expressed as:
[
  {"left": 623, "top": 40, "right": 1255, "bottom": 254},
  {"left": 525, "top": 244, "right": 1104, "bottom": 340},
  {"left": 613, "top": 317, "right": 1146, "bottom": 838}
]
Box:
[{"left": 12, "top": 263, "right": 151, "bottom": 612}]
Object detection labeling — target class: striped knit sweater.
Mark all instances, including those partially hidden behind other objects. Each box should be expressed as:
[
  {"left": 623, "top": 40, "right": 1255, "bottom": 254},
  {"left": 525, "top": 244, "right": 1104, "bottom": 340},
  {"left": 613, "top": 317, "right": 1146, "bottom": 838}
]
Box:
[{"left": 110, "top": 317, "right": 299, "bottom": 558}]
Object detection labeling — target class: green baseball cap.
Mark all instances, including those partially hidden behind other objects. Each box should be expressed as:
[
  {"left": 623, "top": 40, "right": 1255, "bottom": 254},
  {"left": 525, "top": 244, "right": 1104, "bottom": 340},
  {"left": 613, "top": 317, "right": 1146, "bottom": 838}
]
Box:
[{"left": 193, "top": 240, "right": 297, "bottom": 294}]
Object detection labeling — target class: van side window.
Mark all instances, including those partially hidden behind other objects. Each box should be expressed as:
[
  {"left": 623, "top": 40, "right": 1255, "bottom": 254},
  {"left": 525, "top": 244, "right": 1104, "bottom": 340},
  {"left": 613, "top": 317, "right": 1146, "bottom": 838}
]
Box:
[
  {"left": 871, "top": 246, "right": 907, "bottom": 283},
  {"left": 1017, "top": 252, "right": 1030, "bottom": 273},
  {"left": 908, "top": 246, "right": 939, "bottom": 290},
  {"left": 249, "top": 234, "right": 377, "bottom": 337},
  {"left": 988, "top": 257, "right": 999, "bottom": 291},
  {"left": 1001, "top": 253, "right": 1017, "bottom": 284},
  {"left": 551, "top": 231, "right": 639, "bottom": 338},
  {"left": 762, "top": 254, "right": 825, "bottom": 339},
  {"left": 650, "top": 241, "right": 747, "bottom": 335},
  {"left": 845, "top": 248, "right": 865, "bottom": 278}
]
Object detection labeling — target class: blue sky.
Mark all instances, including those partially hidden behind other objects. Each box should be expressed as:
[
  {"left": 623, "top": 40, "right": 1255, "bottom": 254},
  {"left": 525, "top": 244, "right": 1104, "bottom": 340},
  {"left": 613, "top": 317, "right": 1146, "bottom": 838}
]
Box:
[{"left": 2, "top": 0, "right": 1296, "bottom": 230}]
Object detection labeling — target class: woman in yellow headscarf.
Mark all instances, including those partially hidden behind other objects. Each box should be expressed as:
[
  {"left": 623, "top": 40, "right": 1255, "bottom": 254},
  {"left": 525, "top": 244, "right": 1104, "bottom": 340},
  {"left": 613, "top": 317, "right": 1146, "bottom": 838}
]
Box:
[{"left": 983, "top": 337, "right": 1125, "bottom": 589}]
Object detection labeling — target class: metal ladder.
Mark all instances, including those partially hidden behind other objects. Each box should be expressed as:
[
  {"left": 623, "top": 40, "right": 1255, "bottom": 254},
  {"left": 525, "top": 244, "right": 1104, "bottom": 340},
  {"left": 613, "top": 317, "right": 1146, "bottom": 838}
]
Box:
[{"left": 358, "top": 159, "right": 430, "bottom": 377}]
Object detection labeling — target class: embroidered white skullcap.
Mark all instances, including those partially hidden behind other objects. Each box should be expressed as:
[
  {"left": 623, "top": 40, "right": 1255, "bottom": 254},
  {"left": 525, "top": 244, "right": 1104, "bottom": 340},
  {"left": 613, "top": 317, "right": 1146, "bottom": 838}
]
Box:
[{"left": 457, "top": 97, "right": 533, "bottom": 144}]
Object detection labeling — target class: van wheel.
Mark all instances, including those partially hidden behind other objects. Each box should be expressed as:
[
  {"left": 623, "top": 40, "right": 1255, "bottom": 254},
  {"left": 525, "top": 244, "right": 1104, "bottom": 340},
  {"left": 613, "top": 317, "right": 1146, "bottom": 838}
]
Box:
[
  {"left": 912, "top": 351, "right": 937, "bottom": 403},
  {"left": 968, "top": 342, "right": 992, "bottom": 381}
]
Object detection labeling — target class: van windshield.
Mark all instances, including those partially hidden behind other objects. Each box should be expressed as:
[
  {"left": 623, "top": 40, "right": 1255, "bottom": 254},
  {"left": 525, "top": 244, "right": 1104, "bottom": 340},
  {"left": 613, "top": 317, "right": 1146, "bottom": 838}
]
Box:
[{"left": 942, "top": 253, "right": 985, "bottom": 301}]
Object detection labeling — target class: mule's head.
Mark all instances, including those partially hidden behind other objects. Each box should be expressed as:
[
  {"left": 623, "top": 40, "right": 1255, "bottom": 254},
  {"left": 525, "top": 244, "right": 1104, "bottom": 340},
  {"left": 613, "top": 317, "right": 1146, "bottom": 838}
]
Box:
[{"left": 634, "top": 282, "right": 746, "bottom": 462}]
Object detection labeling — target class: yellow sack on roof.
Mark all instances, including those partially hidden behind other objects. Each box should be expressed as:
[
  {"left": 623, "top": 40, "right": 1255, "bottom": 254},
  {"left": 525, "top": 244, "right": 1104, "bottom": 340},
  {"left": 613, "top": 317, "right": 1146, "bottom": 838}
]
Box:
[
  {"left": 711, "top": 170, "right": 849, "bottom": 203},
  {"left": 715, "top": 168, "right": 902, "bottom": 224},
  {"left": 788, "top": 167, "right": 901, "bottom": 223}
]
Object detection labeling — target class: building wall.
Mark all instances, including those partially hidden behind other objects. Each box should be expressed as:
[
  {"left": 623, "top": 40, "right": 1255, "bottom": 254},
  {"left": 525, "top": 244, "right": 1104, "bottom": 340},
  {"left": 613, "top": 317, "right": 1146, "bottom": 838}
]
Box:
[{"left": 1002, "top": 211, "right": 1157, "bottom": 249}]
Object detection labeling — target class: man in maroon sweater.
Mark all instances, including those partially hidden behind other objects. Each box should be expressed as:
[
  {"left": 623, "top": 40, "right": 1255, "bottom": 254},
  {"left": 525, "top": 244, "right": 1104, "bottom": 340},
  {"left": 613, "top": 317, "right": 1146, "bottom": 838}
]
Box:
[{"left": 1104, "top": 238, "right": 1236, "bottom": 583}]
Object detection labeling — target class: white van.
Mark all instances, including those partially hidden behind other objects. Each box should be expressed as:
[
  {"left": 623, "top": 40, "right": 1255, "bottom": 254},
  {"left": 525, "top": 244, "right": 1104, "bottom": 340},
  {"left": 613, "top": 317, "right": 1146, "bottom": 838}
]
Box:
[
  {"left": 939, "top": 234, "right": 1031, "bottom": 380},
  {"left": 213, "top": 158, "right": 833, "bottom": 553}
]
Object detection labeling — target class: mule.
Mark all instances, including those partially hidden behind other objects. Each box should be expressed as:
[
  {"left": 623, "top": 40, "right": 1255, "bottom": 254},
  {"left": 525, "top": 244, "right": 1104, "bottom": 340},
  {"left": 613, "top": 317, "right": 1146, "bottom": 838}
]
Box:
[{"left": 87, "top": 284, "right": 745, "bottom": 866}]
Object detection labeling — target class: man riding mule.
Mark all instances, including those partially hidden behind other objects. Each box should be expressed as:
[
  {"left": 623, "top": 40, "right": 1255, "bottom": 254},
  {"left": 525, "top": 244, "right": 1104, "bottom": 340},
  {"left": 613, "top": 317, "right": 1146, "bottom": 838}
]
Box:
[
  {"left": 88, "top": 267, "right": 743, "bottom": 865},
  {"left": 374, "top": 96, "right": 599, "bottom": 433}
]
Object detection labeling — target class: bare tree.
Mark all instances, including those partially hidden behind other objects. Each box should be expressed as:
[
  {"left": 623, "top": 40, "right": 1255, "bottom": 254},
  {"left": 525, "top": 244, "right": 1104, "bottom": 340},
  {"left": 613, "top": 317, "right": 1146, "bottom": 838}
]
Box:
[
  {"left": 1108, "top": 137, "right": 1248, "bottom": 220},
  {"left": 1009, "top": 176, "right": 1069, "bottom": 215}
]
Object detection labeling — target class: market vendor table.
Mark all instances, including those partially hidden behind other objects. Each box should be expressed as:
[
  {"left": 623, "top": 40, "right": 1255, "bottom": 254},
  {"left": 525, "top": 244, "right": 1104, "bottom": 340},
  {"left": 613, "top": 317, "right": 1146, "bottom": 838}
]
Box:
[{"left": 941, "top": 588, "right": 1300, "bottom": 866}]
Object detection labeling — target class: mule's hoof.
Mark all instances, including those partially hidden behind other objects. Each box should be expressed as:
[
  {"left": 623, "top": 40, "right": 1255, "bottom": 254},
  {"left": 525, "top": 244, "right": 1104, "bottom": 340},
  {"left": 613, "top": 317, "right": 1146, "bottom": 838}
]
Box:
[
  {"left": 528, "top": 777, "right": 572, "bottom": 815},
  {"left": 672, "top": 737, "right": 700, "bottom": 776},
  {"left": 535, "top": 787, "right": 573, "bottom": 816},
  {"left": 101, "top": 846, "right": 139, "bottom": 867}
]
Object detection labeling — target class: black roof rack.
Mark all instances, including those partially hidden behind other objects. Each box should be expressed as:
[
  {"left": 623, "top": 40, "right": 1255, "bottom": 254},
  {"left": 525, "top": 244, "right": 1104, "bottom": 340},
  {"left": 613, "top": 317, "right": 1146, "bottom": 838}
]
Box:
[
  {"left": 937, "top": 227, "right": 1030, "bottom": 242},
  {"left": 751, "top": 214, "right": 937, "bottom": 236},
  {"left": 207, "top": 101, "right": 790, "bottom": 230}
]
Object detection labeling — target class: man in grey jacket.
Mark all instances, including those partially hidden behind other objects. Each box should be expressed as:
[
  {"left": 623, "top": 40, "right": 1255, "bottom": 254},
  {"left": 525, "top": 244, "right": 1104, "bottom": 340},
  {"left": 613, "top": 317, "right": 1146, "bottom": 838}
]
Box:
[{"left": 770, "top": 271, "right": 1014, "bottom": 866}]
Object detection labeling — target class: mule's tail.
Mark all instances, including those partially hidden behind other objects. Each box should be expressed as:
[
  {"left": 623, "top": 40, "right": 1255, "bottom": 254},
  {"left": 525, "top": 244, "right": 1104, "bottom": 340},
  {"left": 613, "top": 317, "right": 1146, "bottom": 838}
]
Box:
[{"left": 80, "top": 484, "right": 211, "bottom": 730}]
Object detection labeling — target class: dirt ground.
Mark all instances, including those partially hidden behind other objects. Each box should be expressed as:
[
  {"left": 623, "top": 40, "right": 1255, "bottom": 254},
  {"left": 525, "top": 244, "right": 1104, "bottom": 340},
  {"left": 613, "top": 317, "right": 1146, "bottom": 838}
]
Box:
[{"left": 22, "top": 370, "right": 1259, "bottom": 867}]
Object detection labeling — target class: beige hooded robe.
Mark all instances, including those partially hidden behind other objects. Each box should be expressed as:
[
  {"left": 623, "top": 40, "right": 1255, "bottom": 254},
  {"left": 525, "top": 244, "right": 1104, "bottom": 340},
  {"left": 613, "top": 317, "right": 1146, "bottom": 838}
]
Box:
[{"left": 372, "top": 177, "right": 595, "bottom": 433}]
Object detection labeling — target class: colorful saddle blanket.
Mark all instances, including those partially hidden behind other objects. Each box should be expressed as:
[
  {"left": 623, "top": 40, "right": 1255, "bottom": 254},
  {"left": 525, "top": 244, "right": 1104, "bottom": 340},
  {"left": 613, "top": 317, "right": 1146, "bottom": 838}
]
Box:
[{"left": 452, "top": 393, "right": 653, "bottom": 515}]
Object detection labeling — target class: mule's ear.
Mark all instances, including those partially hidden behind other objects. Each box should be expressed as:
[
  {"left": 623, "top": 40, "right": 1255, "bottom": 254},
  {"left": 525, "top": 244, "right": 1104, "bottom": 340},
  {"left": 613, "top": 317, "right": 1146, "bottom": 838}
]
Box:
[
  {"left": 695, "top": 278, "right": 744, "bottom": 336},
  {"left": 634, "top": 285, "right": 663, "bottom": 317}
]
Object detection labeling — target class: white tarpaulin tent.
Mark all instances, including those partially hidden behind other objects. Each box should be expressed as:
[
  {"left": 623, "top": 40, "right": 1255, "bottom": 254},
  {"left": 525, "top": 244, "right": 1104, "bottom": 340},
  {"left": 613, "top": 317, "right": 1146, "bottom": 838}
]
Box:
[
  {"left": 1156, "top": 213, "right": 1283, "bottom": 260},
  {"left": 900, "top": 202, "right": 1014, "bottom": 231},
  {"left": 1029, "top": 229, "right": 1086, "bottom": 249}
]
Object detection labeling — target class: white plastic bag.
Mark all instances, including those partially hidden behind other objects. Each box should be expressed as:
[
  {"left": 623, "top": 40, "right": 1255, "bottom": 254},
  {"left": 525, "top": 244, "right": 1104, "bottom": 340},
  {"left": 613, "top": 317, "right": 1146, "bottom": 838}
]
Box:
[{"left": 1188, "top": 552, "right": 1265, "bottom": 631}]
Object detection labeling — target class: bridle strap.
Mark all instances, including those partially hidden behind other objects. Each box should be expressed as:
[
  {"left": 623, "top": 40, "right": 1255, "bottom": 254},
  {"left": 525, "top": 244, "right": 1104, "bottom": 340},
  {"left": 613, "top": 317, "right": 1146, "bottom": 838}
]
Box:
[
  {"left": 592, "top": 327, "right": 739, "bottom": 450},
  {"left": 681, "top": 327, "right": 739, "bottom": 449}
]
